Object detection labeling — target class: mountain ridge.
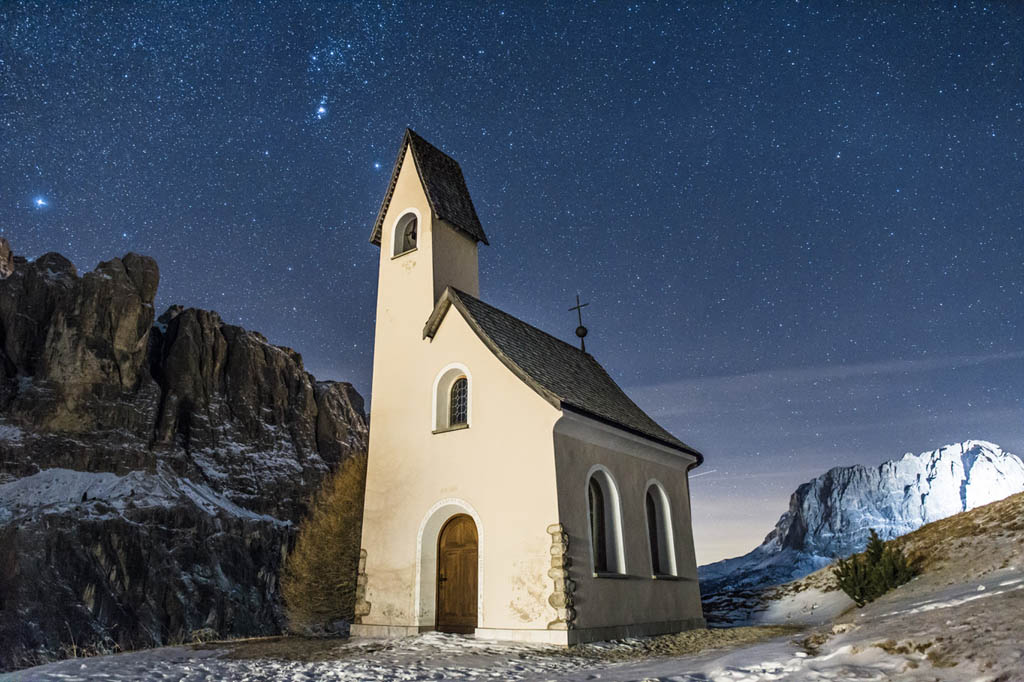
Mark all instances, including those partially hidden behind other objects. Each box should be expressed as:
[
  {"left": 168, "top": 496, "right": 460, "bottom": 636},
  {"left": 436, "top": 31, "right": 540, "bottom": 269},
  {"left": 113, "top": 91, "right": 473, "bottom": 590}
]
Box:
[
  {"left": 699, "top": 439, "right": 1024, "bottom": 597},
  {"left": 0, "top": 239, "right": 368, "bottom": 671}
]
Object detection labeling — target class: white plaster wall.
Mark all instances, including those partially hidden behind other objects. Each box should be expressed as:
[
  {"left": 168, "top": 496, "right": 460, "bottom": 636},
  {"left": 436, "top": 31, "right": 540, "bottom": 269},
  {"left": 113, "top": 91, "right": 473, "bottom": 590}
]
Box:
[
  {"left": 431, "top": 218, "right": 479, "bottom": 302},
  {"left": 552, "top": 412, "right": 704, "bottom": 631},
  {"left": 360, "top": 149, "right": 563, "bottom": 634}
]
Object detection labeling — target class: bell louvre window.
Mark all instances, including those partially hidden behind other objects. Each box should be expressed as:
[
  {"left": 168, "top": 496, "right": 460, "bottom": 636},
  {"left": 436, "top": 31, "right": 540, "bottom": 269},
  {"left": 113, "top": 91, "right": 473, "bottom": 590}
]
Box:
[
  {"left": 449, "top": 377, "right": 468, "bottom": 427},
  {"left": 393, "top": 212, "right": 418, "bottom": 256}
]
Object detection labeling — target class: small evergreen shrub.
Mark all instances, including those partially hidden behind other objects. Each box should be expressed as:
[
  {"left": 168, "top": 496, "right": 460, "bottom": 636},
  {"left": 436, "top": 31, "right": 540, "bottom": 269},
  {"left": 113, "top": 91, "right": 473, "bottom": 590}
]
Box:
[
  {"left": 833, "top": 529, "right": 915, "bottom": 607},
  {"left": 281, "top": 452, "right": 367, "bottom": 633}
]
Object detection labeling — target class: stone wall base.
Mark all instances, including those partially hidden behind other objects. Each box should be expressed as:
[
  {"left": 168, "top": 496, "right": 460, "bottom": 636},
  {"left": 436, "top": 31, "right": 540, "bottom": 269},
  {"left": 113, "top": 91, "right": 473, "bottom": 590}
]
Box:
[
  {"left": 350, "top": 623, "right": 429, "bottom": 638},
  {"left": 351, "top": 617, "right": 706, "bottom": 646},
  {"left": 564, "top": 617, "right": 707, "bottom": 645}
]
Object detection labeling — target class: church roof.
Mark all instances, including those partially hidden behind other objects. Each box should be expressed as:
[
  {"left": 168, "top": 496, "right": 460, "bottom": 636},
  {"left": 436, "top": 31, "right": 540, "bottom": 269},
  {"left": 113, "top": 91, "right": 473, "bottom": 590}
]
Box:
[
  {"left": 424, "top": 288, "right": 704, "bottom": 464},
  {"left": 370, "top": 129, "right": 489, "bottom": 246}
]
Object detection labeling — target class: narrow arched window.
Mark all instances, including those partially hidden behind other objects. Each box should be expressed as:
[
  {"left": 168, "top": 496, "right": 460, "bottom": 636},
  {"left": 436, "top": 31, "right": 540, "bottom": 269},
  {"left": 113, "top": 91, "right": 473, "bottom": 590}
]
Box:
[
  {"left": 646, "top": 490, "right": 663, "bottom": 574},
  {"left": 586, "top": 469, "right": 624, "bottom": 575},
  {"left": 393, "top": 212, "right": 418, "bottom": 256},
  {"left": 449, "top": 377, "right": 468, "bottom": 427},
  {"left": 589, "top": 477, "right": 609, "bottom": 573},
  {"left": 433, "top": 365, "right": 471, "bottom": 432},
  {"left": 645, "top": 483, "right": 677, "bottom": 577}
]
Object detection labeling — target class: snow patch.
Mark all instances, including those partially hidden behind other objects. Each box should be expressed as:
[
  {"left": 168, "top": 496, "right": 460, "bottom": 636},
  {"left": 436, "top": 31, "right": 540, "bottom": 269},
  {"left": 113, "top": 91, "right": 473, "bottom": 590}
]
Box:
[
  {"left": 0, "top": 467, "right": 287, "bottom": 525},
  {"left": 0, "top": 422, "right": 23, "bottom": 443}
]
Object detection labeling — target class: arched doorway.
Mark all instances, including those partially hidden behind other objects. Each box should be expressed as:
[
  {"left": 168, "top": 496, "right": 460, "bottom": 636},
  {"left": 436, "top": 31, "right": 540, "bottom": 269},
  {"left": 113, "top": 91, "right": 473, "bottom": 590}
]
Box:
[{"left": 436, "top": 514, "right": 478, "bottom": 633}]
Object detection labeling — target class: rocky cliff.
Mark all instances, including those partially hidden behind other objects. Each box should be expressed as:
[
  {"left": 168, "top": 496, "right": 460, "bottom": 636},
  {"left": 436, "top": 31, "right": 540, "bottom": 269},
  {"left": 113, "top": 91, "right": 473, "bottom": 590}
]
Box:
[
  {"left": 0, "top": 238, "right": 368, "bottom": 671},
  {"left": 699, "top": 440, "right": 1024, "bottom": 597}
]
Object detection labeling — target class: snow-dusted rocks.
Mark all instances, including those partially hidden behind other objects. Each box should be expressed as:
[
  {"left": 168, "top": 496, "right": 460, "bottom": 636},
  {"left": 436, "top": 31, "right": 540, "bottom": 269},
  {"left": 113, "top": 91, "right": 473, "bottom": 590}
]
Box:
[
  {"left": 0, "top": 243, "right": 368, "bottom": 671},
  {"left": 700, "top": 440, "right": 1024, "bottom": 597}
]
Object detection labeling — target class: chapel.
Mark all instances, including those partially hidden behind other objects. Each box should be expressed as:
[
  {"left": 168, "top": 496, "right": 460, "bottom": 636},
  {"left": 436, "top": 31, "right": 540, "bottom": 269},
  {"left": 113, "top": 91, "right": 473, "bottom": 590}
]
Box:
[{"left": 351, "top": 129, "right": 706, "bottom": 645}]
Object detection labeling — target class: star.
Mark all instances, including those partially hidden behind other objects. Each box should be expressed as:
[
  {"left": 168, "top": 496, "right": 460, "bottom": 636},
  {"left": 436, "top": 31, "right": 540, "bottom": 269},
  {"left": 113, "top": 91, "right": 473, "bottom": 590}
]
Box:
[{"left": 0, "top": 0, "right": 1019, "bottom": 569}]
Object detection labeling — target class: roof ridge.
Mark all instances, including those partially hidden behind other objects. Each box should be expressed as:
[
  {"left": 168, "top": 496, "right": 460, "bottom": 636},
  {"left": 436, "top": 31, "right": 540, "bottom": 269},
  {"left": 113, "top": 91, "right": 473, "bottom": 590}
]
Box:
[
  {"left": 431, "top": 287, "right": 703, "bottom": 463},
  {"left": 450, "top": 288, "right": 593, "bottom": 358},
  {"left": 406, "top": 128, "right": 458, "bottom": 167},
  {"left": 370, "top": 130, "right": 488, "bottom": 246}
]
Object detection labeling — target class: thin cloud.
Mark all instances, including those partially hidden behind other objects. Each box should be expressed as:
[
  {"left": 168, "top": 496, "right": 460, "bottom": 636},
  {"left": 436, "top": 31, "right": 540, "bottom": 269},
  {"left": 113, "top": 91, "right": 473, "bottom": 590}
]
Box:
[{"left": 631, "top": 350, "right": 1024, "bottom": 418}]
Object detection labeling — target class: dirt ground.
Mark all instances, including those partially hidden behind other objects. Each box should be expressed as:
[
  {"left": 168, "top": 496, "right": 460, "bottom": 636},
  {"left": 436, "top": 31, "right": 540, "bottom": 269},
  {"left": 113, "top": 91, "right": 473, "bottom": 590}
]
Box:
[{"left": 195, "top": 623, "right": 799, "bottom": 664}]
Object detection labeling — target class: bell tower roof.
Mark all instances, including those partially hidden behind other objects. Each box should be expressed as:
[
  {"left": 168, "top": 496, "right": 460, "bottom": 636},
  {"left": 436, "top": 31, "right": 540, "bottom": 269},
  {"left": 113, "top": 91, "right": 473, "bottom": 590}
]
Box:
[{"left": 369, "top": 129, "right": 489, "bottom": 246}]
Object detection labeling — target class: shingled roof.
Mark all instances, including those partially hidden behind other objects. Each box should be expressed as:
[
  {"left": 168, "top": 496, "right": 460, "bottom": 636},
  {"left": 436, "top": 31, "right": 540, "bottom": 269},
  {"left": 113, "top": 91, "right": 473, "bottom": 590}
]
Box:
[
  {"left": 424, "top": 288, "right": 704, "bottom": 464},
  {"left": 370, "top": 129, "right": 489, "bottom": 246}
]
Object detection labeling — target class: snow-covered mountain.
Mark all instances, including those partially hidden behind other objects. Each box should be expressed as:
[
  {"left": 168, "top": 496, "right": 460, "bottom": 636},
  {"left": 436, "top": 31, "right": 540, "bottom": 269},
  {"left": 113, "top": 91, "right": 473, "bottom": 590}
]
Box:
[{"left": 699, "top": 440, "right": 1024, "bottom": 596}]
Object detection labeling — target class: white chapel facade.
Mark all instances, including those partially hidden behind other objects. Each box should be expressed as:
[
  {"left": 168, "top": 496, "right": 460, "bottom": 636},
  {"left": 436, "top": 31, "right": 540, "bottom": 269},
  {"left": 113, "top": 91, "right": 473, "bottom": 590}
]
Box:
[{"left": 351, "top": 129, "right": 706, "bottom": 645}]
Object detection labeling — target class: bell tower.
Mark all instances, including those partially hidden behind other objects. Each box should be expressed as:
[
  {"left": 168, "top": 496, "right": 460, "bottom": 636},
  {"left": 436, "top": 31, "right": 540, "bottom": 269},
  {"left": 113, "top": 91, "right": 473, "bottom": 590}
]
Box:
[
  {"left": 358, "top": 129, "right": 491, "bottom": 630},
  {"left": 369, "top": 129, "right": 487, "bottom": 317}
]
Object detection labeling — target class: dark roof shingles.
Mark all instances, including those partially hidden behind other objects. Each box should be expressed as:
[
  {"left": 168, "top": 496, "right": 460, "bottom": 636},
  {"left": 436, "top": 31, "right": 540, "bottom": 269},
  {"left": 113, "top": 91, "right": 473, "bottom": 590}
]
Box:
[
  {"left": 445, "top": 290, "right": 701, "bottom": 460},
  {"left": 370, "top": 129, "right": 488, "bottom": 246}
]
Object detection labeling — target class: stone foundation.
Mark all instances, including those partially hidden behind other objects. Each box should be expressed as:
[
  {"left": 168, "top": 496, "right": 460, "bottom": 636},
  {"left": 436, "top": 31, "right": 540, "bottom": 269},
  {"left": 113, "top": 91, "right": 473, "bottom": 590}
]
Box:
[
  {"left": 353, "top": 549, "right": 370, "bottom": 624},
  {"left": 545, "top": 523, "right": 576, "bottom": 630}
]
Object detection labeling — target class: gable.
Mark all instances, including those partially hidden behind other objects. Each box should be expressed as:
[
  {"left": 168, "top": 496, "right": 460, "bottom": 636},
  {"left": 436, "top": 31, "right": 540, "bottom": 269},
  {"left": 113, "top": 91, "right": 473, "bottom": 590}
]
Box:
[
  {"left": 370, "top": 129, "right": 489, "bottom": 246},
  {"left": 424, "top": 288, "right": 704, "bottom": 463}
]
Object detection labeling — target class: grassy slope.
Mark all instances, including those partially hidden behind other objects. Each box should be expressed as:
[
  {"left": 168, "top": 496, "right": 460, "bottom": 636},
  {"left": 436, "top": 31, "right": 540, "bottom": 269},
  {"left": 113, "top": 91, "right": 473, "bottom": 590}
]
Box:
[
  {"left": 894, "top": 490, "right": 1024, "bottom": 575},
  {"left": 774, "top": 490, "right": 1024, "bottom": 599}
]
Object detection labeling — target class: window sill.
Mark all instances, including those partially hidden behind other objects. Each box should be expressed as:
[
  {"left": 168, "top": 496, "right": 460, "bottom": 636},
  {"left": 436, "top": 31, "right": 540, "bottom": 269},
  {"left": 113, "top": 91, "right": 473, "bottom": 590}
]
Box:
[
  {"left": 391, "top": 247, "right": 418, "bottom": 260},
  {"left": 432, "top": 424, "right": 469, "bottom": 435},
  {"left": 591, "top": 571, "right": 631, "bottom": 579},
  {"left": 651, "top": 574, "right": 683, "bottom": 581}
]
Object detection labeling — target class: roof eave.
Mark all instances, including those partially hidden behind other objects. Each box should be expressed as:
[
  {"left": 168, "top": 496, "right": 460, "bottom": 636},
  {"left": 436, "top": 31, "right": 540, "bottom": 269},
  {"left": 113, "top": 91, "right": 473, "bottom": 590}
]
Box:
[
  {"left": 561, "top": 404, "right": 705, "bottom": 465},
  {"left": 369, "top": 130, "right": 416, "bottom": 246},
  {"left": 371, "top": 129, "right": 490, "bottom": 247},
  {"left": 424, "top": 289, "right": 705, "bottom": 469}
]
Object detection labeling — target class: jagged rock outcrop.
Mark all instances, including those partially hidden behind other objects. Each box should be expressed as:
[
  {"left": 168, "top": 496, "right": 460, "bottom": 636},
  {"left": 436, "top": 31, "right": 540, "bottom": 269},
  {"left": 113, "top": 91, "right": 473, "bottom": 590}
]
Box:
[
  {"left": 0, "top": 243, "right": 368, "bottom": 671},
  {"left": 0, "top": 238, "right": 13, "bottom": 279},
  {"left": 699, "top": 440, "right": 1024, "bottom": 597}
]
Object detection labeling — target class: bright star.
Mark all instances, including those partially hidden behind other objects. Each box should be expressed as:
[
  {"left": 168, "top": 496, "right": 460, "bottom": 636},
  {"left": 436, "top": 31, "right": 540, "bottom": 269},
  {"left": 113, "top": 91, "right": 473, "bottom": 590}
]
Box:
[
  {"left": 374, "top": 161, "right": 381, "bottom": 170},
  {"left": 34, "top": 197, "right": 47, "bottom": 207}
]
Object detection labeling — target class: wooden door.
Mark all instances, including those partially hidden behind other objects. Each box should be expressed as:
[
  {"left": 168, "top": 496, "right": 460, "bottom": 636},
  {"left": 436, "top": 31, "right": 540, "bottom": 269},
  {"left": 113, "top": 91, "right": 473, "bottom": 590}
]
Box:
[{"left": 436, "top": 514, "right": 478, "bottom": 633}]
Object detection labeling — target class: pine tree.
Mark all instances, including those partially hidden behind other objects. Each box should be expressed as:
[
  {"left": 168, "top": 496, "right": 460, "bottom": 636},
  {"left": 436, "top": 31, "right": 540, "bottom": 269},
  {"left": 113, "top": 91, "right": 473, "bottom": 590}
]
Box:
[
  {"left": 865, "top": 528, "right": 885, "bottom": 564},
  {"left": 833, "top": 553, "right": 872, "bottom": 607},
  {"left": 281, "top": 452, "right": 367, "bottom": 633},
  {"left": 832, "top": 527, "right": 915, "bottom": 607}
]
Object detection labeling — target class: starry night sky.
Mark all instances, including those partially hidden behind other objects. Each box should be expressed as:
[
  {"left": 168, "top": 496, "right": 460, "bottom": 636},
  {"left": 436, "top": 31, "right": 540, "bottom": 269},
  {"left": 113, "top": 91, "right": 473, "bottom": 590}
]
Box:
[{"left": 3, "top": 2, "right": 1022, "bottom": 562}]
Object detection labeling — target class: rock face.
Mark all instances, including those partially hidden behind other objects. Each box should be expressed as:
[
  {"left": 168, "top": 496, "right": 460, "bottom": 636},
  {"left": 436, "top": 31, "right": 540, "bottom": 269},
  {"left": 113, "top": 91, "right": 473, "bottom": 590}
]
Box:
[
  {"left": 0, "top": 238, "right": 13, "bottom": 279},
  {"left": 0, "top": 244, "right": 368, "bottom": 671},
  {"left": 699, "top": 440, "right": 1024, "bottom": 597}
]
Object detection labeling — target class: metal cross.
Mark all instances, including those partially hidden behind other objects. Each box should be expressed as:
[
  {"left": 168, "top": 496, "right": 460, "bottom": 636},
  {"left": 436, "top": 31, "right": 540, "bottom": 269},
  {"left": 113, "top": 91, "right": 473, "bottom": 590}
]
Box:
[{"left": 569, "top": 294, "right": 589, "bottom": 352}]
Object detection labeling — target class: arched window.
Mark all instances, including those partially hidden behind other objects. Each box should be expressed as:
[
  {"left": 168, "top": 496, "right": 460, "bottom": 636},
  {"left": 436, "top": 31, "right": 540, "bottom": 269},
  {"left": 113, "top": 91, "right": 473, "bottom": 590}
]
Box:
[
  {"left": 432, "top": 364, "right": 471, "bottom": 432},
  {"left": 645, "top": 483, "right": 677, "bottom": 577},
  {"left": 588, "top": 478, "right": 608, "bottom": 571},
  {"left": 392, "top": 211, "right": 418, "bottom": 256},
  {"left": 449, "top": 377, "right": 468, "bottom": 426},
  {"left": 586, "top": 468, "right": 625, "bottom": 575}
]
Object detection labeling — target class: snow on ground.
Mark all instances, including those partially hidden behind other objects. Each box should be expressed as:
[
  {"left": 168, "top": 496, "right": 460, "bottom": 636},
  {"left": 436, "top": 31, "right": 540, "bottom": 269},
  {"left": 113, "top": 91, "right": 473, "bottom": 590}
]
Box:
[
  {"left": 10, "top": 567, "right": 1022, "bottom": 682},
  {"left": 750, "top": 586, "right": 851, "bottom": 626},
  {"left": 701, "top": 565, "right": 854, "bottom": 628}
]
